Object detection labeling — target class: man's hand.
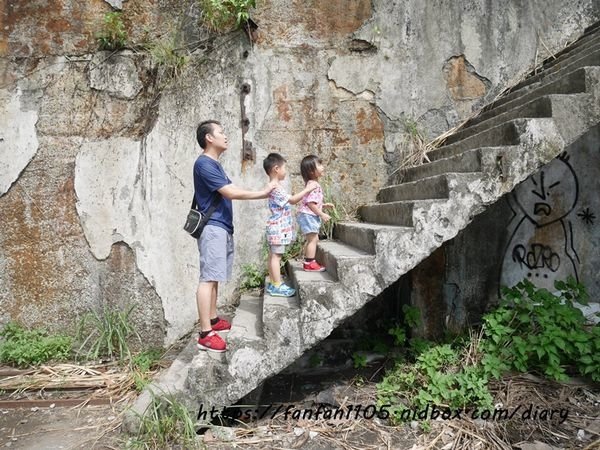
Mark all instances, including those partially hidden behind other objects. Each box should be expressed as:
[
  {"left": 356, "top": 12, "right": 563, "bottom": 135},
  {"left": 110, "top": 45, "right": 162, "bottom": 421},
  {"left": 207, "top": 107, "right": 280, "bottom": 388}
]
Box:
[
  {"left": 264, "top": 180, "right": 278, "bottom": 194},
  {"left": 321, "top": 213, "right": 331, "bottom": 222}
]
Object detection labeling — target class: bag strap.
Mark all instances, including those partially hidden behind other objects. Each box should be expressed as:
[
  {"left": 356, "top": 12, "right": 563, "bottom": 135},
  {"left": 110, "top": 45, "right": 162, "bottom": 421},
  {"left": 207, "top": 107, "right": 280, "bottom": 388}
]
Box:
[{"left": 191, "top": 192, "right": 222, "bottom": 221}]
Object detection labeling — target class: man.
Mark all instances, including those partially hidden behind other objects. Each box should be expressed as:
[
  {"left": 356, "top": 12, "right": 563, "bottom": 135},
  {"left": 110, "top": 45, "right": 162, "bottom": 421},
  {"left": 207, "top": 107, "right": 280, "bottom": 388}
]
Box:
[{"left": 194, "top": 120, "right": 275, "bottom": 352}]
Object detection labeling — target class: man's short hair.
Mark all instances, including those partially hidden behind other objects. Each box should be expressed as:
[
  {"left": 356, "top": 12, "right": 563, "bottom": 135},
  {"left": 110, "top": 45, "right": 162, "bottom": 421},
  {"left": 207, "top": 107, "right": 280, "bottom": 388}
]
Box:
[
  {"left": 263, "top": 152, "right": 286, "bottom": 175},
  {"left": 196, "top": 120, "right": 221, "bottom": 149}
]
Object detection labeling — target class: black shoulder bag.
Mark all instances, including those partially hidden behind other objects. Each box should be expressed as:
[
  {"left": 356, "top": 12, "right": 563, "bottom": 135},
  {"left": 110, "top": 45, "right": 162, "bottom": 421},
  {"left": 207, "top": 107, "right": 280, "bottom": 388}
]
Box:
[{"left": 183, "top": 193, "right": 222, "bottom": 239}]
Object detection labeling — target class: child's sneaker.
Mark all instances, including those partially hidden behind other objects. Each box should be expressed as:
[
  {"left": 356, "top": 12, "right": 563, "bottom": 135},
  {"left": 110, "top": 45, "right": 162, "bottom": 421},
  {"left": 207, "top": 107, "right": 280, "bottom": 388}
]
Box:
[
  {"left": 211, "top": 317, "right": 231, "bottom": 333},
  {"left": 197, "top": 331, "right": 226, "bottom": 353},
  {"left": 303, "top": 260, "right": 326, "bottom": 272},
  {"left": 267, "top": 283, "right": 296, "bottom": 297}
]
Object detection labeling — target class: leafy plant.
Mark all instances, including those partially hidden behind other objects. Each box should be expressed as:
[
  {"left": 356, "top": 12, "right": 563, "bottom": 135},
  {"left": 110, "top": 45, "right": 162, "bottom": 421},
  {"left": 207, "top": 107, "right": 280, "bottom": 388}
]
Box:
[
  {"left": 240, "top": 263, "right": 267, "bottom": 291},
  {"left": 481, "top": 277, "right": 600, "bottom": 381},
  {"left": 127, "top": 391, "right": 199, "bottom": 449},
  {"left": 352, "top": 352, "right": 367, "bottom": 369},
  {"left": 97, "top": 12, "right": 127, "bottom": 50},
  {"left": 377, "top": 343, "right": 494, "bottom": 423},
  {"left": 130, "top": 348, "right": 164, "bottom": 392},
  {"left": 198, "top": 0, "right": 256, "bottom": 32},
  {"left": 320, "top": 176, "right": 341, "bottom": 240},
  {"left": 76, "top": 305, "right": 140, "bottom": 361},
  {"left": 281, "top": 234, "right": 303, "bottom": 267},
  {"left": 147, "top": 33, "right": 189, "bottom": 79},
  {"left": 0, "top": 322, "right": 72, "bottom": 367}
]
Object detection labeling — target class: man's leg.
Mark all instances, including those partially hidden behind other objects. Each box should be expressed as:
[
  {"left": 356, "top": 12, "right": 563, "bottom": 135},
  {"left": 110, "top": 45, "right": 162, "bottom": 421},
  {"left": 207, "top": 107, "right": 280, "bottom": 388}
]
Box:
[
  {"left": 197, "top": 281, "right": 215, "bottom": 332},
  {"left": 210, "top": 282, "right": 218, "bottom": 321}
]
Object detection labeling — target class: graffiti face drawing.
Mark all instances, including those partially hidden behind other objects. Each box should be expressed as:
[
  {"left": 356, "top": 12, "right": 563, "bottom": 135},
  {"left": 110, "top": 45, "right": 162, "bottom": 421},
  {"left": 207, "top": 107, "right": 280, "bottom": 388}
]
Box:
[{"left": 501, "top": 153, "right": 580, "bottom": 291}]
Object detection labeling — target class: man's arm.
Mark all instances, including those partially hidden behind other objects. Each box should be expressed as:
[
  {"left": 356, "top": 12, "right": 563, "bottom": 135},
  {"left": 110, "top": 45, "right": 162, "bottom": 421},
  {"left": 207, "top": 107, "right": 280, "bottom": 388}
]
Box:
[{"left": 218, "top": 182, "right": 275, "bottom": 200}]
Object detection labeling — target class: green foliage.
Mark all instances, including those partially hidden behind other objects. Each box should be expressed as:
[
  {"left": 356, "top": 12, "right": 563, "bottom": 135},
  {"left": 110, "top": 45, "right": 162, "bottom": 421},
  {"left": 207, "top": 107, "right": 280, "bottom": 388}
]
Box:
[
  {"left": 320, "top": 176, "right": 342, "bottom": 240},
  {"left": 388, "top": 325, "right": 406, "bottom": 347},
  {"left": 281, "top": 234, "right": 303, "bottom": 267},
  {"left": 77, "top": 305, "right": 140, "bottom": 361},
  {"left": 377, "top": 343, "right": 494, "bottom": 424},
  {"left": 127, "top": 391, "right": 199, "bottom": 449},
  {"left": 240, "top": 263, "right": 267, "bottom": 291},
  {"left": 147, "top": 34, "right": 189, "bottom": 79},
  {"left": 308, "top": 352, "right": 322, "bottom": 368},
  {"left": 97, "top": 12, "right": 127, "bottom": 50},
  {"left": 0, "top": 322, "right": 72, "bottom": 367},
  {"left": 352, "top": 352, "right": 367, "bottom": 369},
  {"left": 481, "top": 277, "right": 600, "bottom": 382},
  {"left": 130, "top": 348, "right": 163, "bottom": 392},
  {"left": 199, "top": 0, "right": 256, "bottom": 32},
  {"left": 402, "top": 304, "right": 421, "bottom": 328}
]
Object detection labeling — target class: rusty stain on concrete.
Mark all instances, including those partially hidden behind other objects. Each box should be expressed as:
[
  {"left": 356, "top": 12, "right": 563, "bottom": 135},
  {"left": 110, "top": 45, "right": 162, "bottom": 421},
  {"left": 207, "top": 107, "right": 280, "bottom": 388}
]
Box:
[{"left": 443, "top": 55, "right": 487, "bottom": 101}]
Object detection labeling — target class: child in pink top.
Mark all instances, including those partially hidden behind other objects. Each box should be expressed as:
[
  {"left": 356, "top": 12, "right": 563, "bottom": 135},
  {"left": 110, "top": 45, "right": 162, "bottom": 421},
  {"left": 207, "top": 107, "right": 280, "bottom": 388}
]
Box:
[{"left": 297, "top": 155, "right": 333, "bottom": 272}]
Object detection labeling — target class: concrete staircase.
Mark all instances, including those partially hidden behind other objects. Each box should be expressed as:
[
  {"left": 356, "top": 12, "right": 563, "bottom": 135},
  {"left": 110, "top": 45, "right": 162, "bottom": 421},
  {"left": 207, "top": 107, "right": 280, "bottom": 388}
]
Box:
[{"left": 124, "top": 21, "right": 600, "bottom": 430}]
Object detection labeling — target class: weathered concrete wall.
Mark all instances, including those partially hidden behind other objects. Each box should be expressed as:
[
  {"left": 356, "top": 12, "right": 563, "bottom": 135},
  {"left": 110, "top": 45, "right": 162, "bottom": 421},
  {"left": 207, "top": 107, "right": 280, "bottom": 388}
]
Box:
[
  {"left": 1, "top": 0, "right": 599, "bottom": 345},
  {"left": 411, "top": 125, "right": 600, "bottom": 338}
]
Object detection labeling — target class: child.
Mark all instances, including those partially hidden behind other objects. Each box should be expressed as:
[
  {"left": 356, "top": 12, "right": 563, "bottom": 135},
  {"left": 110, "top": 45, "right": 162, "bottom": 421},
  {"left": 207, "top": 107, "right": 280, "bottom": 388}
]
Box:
[
  {"left": 263, "top": 153, "right": 317, "bottom": 297},
  {"left": 297, "top": 155, "right": 333, "bottom": 272}
]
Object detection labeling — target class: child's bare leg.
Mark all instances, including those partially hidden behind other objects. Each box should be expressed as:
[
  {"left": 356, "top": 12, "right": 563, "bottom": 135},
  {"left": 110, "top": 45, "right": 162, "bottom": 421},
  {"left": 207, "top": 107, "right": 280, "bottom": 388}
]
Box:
[
  {"left": 268, "top": 250, "right": 282, "bottom": 286},
  {"left": 304, "top": 233, "right": 318, "bottom": 259}
]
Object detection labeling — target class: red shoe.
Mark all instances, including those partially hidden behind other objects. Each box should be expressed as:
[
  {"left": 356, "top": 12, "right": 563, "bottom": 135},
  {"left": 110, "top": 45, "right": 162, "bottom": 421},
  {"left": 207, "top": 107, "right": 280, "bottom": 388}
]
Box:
[
  {"left": 211, "top": 317, "right": 231, "bottom": 333},
  {"left": 303, "top": 260, "right": 326, "bottom": 272},
  {"left": 197, "top": 331, "right": 226, "bottom": 353}
]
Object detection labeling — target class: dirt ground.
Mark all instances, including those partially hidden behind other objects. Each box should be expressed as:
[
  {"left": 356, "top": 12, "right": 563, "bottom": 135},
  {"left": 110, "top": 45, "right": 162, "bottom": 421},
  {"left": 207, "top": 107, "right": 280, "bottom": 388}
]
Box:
[{"left": 0, "top": 404, "right": 124, "bottom": 449}]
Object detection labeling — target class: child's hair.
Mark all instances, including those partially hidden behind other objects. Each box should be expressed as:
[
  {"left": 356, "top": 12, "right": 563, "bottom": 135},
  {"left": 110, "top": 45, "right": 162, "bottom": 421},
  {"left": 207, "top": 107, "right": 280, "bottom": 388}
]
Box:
[
  {"left": 263, "top": 152, "right": 287, "bottom": 175},
  {"left": 300, "top": 155, "right": 322, "bottom": 182}
]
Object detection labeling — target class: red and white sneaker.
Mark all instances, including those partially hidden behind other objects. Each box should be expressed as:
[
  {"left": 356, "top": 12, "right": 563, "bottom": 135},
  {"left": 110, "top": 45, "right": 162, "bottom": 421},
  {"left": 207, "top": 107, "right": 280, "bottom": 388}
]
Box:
[
  {"left": 197, "top": 331, "right": 226, "bottom": 353},
  {"left": 303, "top": 260, "right": 326, "bottom": 272},
  {"left": 211, "top": 317, "right": 231, "bottom": 333}
]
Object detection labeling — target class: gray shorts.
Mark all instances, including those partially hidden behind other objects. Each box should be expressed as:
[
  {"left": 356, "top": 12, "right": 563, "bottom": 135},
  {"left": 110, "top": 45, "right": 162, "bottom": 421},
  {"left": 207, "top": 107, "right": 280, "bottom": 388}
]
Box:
[
  {"left": 270, "top": 245, "right": 286, "bottom": 255},
  {"left": 198, "top": 225, "right": 234, "bottom": 282}
]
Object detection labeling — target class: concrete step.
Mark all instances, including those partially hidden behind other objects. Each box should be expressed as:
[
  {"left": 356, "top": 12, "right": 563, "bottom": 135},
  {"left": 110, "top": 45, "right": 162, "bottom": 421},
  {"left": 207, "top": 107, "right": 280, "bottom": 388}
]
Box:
[
  {"left": 262, "top": 279, "right": 300, "bottom": 345},
  {"left": 226, "top": 294, "right": 263, "bottom": 345},
  {"left": 287, "top": 260, "right": 337, "bottom": 309},
  {"left": 315, "top": 240, "right": 373, "bottom": 282},
  {"left": 490, "top": 44, "right": 600, "bottom": 110},
  {"left": 460, "top": 68, "right": 590, "bottom": 134},
  {"left": 379, "top": 173, "right": 450, "bottom": 202},
  {"left": 212, "top": 294, "right": 266, "bottom": 366},
  {"left": 334, "top": 221, "right": 413, "bottom": 254},
  {"left": 445, "top": 93, "right": 557, "bottom": 146},
  {"left": 428, "top": 119, "right": 523, "bottom": 162},
  {"left": 534, "top": 31, "right": 600, "bottom": 75},
  {"left": 391, "top": 147, "right": 489, "bottom": 184},
  {"left": 359, "top": 199, "right": 447, "bottom": 226}
]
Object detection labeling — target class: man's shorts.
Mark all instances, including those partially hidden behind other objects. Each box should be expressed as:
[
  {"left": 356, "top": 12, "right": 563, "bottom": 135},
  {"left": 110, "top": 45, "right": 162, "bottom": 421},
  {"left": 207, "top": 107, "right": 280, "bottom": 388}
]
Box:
[
  {"left": 270, "top": 244, "right": 286, "bottom": 255},
  {"left": 297, "top": 212, "right": 321, "bottom": 235},
  {"left": 198, "top": 225, "right": 234, "bottom": 282}
]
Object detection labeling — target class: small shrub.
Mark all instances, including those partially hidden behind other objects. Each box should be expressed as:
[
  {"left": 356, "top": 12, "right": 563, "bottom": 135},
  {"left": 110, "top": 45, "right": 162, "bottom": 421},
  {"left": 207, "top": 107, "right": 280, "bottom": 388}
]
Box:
[
  {"left": 76, "top": 305, "right": 140, "bottom": 361},
  {"left": 0, "top": 322, "right": 72, "bottom": 367},
  {"left": 320, "top": 176, "right": 341, "bottom": 240},
  {"left": 240, "top": 263, "right": 267, "bottom": 291},
  {"left": 130, "top": 348, "right": 163, "bottom": 392},
  {"left": 127, "top": 391, "right": 199, "bottom": 449},
  {"left": 97, "top": 12, "right": 127, "bottom": 50},
  {"left": 147, "top": 34, "right": 189, "bottom": 79},
  {"left": 481, "top": 277, "right": 600, "bottom": 381},
  {"left": 198, "top": 0, "right": 256, "bottom": 32}
]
